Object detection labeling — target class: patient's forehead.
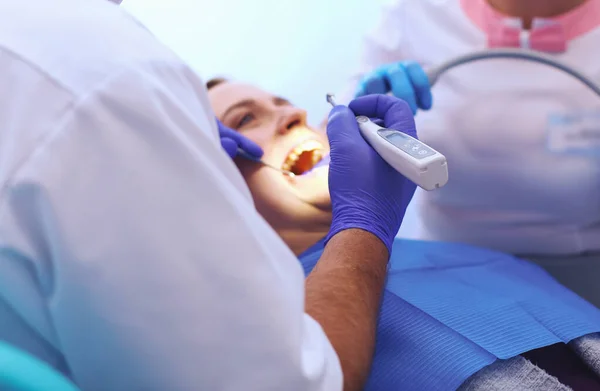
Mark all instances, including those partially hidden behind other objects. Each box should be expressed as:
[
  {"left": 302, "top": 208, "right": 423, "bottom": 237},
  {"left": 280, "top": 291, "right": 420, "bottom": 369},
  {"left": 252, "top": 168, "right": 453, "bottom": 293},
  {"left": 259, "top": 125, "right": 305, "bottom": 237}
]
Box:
[{"left": 208, "top": 81, "right": 274, "bottom": 118}]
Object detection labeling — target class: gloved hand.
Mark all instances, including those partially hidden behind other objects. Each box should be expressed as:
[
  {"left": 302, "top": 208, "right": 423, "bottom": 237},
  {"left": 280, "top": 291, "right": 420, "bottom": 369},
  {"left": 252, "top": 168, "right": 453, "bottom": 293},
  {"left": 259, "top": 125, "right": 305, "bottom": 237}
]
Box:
[
  {"left": 325, "top": 95, "right": 417, "bottom": 255},
  {"left": 355, "top": 61, "right": 433, "bottom": 115},
  {"left": 217, "top": 120, "right": 263, "bottom": 159}
]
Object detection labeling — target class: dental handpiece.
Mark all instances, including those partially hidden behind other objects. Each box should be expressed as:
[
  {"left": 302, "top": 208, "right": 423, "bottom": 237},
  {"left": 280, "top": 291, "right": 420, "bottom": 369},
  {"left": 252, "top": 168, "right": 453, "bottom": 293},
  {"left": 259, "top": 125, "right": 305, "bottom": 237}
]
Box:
[
  {"left": 236, "top": 148, "right": 296, "bottom": 177},
  {"left": 326, "top": 94, "right": 449, "bottom": 191},
  {"left": 425, "top": 48, "right": 600, "bottom": 97}
]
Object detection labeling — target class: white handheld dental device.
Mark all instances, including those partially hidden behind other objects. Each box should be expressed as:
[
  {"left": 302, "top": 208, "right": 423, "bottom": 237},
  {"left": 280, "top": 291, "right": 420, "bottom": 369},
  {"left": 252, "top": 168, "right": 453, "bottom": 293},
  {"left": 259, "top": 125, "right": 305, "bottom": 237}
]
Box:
[{"left": 326, "top": 94, "right": 448, "bottom": 191}]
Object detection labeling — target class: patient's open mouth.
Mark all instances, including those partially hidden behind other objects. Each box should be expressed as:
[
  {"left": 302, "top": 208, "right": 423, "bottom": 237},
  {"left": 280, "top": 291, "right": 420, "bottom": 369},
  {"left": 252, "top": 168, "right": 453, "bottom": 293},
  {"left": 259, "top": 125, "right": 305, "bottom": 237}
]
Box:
[{"left": 282, "top": 140, "right": 324, "bottom": 176}]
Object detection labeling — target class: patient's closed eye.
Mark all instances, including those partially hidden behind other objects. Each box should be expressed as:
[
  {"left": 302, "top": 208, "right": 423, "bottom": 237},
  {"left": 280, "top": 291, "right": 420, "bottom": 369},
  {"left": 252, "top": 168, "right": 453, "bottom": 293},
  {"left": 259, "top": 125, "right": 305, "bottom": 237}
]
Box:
[{"left": 237, "top": 113, "right": 255, "bottom": 128}]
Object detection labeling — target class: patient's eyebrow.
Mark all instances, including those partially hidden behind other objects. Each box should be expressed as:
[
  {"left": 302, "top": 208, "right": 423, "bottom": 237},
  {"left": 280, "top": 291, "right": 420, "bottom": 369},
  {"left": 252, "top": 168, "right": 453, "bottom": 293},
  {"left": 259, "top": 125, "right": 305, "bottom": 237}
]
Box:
[
  {"left": 222, "top": 96, "right": 291, "bottom": 119},
  {"left": 222, "top": 99, "right": 256, "bottom": 119},
  {"left": 273, "top": 96, "right": 291, "bottom": 106}
]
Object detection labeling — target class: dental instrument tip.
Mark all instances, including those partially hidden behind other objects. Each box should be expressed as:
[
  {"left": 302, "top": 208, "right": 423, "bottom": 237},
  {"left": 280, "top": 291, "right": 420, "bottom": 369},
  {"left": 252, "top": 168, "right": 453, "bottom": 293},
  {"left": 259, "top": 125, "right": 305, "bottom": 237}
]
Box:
[
  {"left": 237, "top": 148, "right": 295, "bottom": 177},
  {"left": 326, "top": 93, "right": 337, "bottom": 107},
  {"left": 263, "top": 162, "right": 296, "bottom": 178}
]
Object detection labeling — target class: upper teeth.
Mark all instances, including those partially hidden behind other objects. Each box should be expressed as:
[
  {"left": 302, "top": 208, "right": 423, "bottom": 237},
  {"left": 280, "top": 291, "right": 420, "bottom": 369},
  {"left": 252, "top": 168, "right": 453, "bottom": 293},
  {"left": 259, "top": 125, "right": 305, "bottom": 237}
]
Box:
[{"left": 282, "top": 140, "right": 324, "bottom": 173}]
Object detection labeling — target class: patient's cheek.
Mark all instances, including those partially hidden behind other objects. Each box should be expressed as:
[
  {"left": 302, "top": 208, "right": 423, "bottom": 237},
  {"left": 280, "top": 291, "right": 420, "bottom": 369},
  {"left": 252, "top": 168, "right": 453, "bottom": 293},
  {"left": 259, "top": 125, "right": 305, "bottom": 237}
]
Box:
[
  {"left": 244, "top": 172, "right": 291, "bottom": 224},
  {"left": 247, "top": 170, "right": 290, "bottom": 203},
  {"left": 242, "top": 169, "right": 272, "bottom": 197},
  {"left": 235, "top": 160, "right": 259, "bottom": 179}
]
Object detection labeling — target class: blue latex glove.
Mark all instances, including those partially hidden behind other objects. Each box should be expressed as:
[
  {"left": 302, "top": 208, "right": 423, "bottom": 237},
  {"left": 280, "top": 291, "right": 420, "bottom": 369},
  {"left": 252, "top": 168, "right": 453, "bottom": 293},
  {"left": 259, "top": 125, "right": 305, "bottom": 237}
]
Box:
[
  {"left": 355, "top": 61, "right": 433, "bottom": 115},
  {"left": 325, "top": 95, "right": 417, "bottom": 254},
  {"left": 217, "top": 120, "right": 263, "bottom": 159}
]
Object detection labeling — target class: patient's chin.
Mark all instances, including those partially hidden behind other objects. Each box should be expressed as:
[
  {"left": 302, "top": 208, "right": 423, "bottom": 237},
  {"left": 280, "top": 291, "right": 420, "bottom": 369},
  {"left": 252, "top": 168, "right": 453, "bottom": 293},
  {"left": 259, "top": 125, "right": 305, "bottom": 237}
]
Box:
[{"left": 293, "top": 166, "right": 331, "bottom": 211}]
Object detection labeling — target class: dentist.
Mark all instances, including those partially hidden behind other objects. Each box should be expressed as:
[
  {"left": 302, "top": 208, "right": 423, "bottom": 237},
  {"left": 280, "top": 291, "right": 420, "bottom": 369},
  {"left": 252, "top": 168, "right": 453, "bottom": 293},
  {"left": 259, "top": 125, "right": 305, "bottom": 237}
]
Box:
[
  {"left": 340, "top": 0, "right": 600, "bottom": 306},
  {"left": 0, "top": 0, "right": 417, "bottom": 390}
]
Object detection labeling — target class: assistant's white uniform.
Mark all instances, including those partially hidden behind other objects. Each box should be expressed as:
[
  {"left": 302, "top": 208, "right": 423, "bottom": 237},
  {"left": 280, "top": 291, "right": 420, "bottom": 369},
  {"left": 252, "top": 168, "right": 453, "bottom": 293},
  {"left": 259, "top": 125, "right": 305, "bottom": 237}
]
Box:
[
  {"left": 0, "top": 0, "right": 341, "bottom": 389},
  {"left": 340, "top": 0, "right": 600, "bottom": 256}
]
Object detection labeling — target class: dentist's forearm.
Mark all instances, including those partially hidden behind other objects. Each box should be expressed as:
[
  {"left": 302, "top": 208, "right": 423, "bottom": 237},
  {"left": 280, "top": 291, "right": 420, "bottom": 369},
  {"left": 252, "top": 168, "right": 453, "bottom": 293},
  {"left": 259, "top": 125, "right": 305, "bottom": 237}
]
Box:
[{"left": 305, "top": 229, "right": 389, "bottom": 391}]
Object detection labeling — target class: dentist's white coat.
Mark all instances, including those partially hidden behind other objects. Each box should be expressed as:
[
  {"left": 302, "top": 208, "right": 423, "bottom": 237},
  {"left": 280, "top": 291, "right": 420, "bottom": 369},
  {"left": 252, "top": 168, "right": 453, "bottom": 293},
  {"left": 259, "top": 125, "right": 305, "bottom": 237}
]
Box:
[{"left": 0, "top": 0, "right": 341, "bottom": 390}]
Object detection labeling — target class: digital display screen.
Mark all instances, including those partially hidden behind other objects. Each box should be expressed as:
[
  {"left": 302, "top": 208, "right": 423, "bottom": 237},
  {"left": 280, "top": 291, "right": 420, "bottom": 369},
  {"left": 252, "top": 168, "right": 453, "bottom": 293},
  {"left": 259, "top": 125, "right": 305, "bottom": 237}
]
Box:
[{"left": 382, "top": 131, "right": 435, "bottom": 159}]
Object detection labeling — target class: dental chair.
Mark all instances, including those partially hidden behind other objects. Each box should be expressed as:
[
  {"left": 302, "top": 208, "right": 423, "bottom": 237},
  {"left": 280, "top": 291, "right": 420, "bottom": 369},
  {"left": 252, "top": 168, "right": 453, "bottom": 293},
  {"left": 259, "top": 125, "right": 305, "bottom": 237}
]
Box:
[{"left": 0, "top": 341, "right": 79, "bottom": 391}]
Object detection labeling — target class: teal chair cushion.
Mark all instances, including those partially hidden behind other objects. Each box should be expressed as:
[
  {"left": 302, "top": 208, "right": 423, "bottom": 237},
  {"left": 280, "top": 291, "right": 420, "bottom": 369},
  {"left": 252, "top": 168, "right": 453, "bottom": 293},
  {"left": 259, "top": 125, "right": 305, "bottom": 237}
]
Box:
[{"left": 0, "top": 341, "right": 79, "bottom": 391}]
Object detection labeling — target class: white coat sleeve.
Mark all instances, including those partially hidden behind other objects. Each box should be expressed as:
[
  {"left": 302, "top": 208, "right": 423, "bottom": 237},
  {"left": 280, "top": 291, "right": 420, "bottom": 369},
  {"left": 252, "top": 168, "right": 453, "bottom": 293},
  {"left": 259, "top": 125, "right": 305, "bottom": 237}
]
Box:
[
  {"left": 337, "top": 0, "right": 410, "bottom": 104},
  {"left": 5, "top": 61, "right": 342, "bottom": 391}
]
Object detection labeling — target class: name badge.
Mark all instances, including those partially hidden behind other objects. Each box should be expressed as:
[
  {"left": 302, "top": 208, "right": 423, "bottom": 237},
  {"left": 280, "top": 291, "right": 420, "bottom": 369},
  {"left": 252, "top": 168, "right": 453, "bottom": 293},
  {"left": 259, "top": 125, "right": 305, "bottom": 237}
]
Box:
[{"left": 546, "top": 110, "right": 600, "bottom": 157}]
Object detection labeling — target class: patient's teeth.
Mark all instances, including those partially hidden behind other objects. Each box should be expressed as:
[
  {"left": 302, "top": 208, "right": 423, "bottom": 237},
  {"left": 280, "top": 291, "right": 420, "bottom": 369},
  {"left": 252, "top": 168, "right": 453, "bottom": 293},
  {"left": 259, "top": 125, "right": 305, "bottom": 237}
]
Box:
[
  {"left": 312, "top": 151, "right": 322, "bottom": 164},
  {"left": 301, "top": 140, "right": 322, "bottom": 150},
  {"left": 294, "top": 147, "right": 307, "bottom": 156},
  {"left": 282, "top": 139, "right": 326, "bottom": 174},
  {"left": 283, "top": 154, "right": 299, "bottom": 170}
]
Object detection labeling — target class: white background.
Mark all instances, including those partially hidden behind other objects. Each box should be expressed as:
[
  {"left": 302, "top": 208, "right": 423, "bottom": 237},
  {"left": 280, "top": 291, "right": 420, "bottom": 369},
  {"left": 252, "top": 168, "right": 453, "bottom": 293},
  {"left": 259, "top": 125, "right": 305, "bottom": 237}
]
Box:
[{"left": 123, "top": 0, "right": 389, "bottom": 123}]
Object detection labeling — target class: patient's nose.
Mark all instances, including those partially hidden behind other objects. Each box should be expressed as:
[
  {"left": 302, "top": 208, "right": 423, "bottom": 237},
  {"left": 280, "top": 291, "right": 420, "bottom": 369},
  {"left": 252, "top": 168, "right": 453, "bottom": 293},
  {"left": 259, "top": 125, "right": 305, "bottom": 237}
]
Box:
[{"left": 277, "top": 107, "right": 307, "bottom": 135}]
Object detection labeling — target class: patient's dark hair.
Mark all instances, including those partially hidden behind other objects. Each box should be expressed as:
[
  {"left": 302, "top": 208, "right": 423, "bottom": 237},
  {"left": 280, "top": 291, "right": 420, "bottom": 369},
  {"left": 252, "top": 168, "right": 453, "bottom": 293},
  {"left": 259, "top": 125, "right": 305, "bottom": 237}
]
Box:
[{"left": 206, "top": 77, "right": 228, "bottom": 90}]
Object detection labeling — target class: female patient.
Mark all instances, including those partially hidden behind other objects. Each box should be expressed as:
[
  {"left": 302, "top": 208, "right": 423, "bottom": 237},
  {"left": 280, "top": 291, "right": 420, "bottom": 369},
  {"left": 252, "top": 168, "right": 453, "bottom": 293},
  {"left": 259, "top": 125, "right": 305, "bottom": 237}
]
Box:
[{"left": 207, "top": 77, "right": 600, "bottom": 391}]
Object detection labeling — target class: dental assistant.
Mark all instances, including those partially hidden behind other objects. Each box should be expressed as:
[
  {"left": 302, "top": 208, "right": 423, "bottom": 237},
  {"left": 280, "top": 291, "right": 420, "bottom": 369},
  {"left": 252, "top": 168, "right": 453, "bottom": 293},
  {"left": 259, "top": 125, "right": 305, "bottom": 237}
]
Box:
[
  {"left": 0, "top": 0, "right": 417, "bottom": 390},
  {"left": 340, "top": 0, "right": 600, "bottom": 306}
]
